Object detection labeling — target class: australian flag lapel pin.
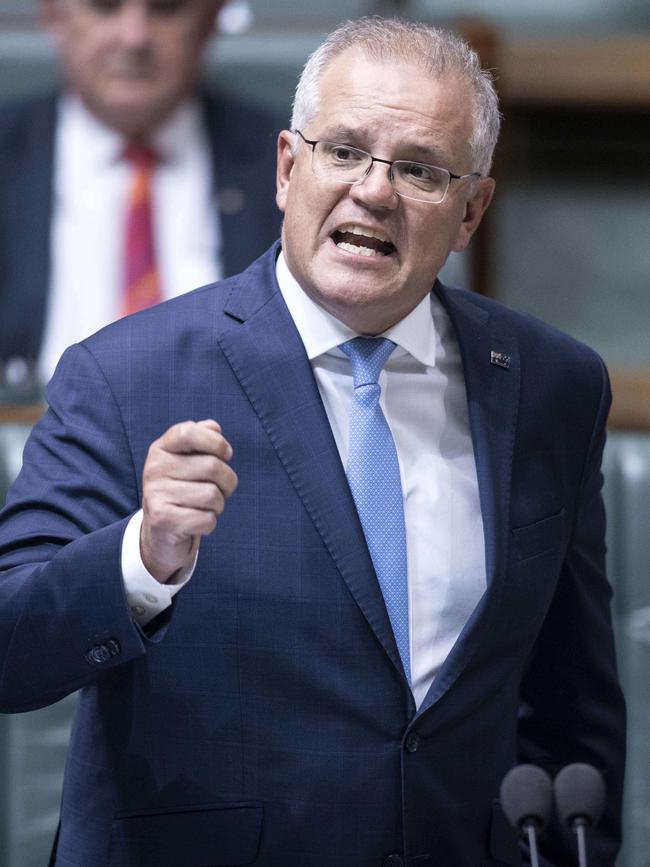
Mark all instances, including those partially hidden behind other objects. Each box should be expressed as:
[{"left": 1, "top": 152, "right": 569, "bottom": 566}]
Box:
[{"left": 490, "top": 350, "right": 511, "bottom": 370}]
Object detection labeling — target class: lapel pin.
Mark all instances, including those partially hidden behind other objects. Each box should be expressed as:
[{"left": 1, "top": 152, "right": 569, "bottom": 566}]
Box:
[{"left": 490, "top": 351, "right": 511, "bottom": 370}]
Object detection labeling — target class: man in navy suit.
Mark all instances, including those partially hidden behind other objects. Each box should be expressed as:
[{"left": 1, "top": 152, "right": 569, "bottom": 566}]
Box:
[
  {"left": 0, "top": 16, "right": 625, "bottom": 867},
  {"left": 0, "top": 0, "right": 280, "bottom": 384}
]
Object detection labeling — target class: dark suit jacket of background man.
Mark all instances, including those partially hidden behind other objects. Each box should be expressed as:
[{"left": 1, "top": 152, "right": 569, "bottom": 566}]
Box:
[
  {"left": 0, "top": 89, "right": 282, "bottom": 367},
  {"left": 0, "top": 243, "right": 625, "bottom": 866}
]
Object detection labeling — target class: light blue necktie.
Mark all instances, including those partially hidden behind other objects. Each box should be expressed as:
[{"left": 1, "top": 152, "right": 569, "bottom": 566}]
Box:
[{"left": 340, "top": 337, "right": 410, "bottom": 682}]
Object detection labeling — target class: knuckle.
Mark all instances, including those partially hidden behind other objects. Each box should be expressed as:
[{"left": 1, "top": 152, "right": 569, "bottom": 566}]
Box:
[
  {"left": 147, "top": 501, "right": 167, "bottom": 524},
  {"left": 144, "top": 442, "right": 161, "bottom": 470},
  {"left": 207, "top": 454, "right": 222, "bottom": 477},
  {"left": 198, "top": 485, "right": 217, "bottom": 510},
  {"left": 143, "top": 455, "right": 162, "bottom": 482},
  {"left": 200, "top": 512, "right": 218, "bottom": 535},
  {"left": 225, "top": 468, "right": 239, "bottom": 496},
  {"left": 215, "top": 434, "right": 230, "bottom": 455},
  {"left": 176, "top": 421, "right": 194, "bottom": 448}
]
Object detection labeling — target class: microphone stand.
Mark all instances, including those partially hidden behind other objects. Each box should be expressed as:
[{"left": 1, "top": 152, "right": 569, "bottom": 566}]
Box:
[
  {"left": 573, "top": 818, "right": 589, "bottom": 867},
  {"left": 524, "top": 821, "right": 541, "bottom": 867}
]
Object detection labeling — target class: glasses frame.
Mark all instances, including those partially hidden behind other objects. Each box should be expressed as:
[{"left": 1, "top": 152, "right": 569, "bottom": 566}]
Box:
[{"left": 293, "top": 129, "right": 481, "bottom": 205}]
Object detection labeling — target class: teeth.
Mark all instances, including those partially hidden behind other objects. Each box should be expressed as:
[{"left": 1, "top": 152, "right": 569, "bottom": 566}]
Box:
[
  {"left": 337, "top": 241, "right": 383, "bottom": 257},
  {"left": 340, "top": 224, "right": 390, "bottom": 244}
]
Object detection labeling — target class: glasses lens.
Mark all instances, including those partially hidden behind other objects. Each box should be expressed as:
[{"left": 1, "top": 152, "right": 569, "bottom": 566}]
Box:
[
  {"left": 392, "top": 161, "right": 449, "bottom": 203},
  {"left": 312, "top": 142, "right": 371, "bottom": 183},
  {"left": 306, "top": 137, "right": 453, "bottom": 204}
]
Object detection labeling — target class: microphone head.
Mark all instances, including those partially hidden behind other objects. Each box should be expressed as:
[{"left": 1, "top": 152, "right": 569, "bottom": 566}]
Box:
[
  {"left": 500, "top": 764, "right": 554, "bottom": 833},
  {"left": 554, "top": 763, "right": 606, "bottom": 829}
]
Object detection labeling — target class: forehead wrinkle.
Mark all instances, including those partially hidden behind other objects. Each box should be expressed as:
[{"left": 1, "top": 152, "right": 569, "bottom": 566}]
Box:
[{"left": 313, "top": 50, "right": 475, "bottom": 168}]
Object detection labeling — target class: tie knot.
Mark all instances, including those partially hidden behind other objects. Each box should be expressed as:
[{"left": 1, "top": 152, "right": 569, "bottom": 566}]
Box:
[
  {"left": 340, "top": 337, "right": 396, "bottom": 387},
  {"left": 122, "top": 142, "right": 157, "bottom": 171}
]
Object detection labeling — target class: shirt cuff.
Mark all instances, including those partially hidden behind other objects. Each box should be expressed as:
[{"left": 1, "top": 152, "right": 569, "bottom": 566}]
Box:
[{"left": 121, "top": 510, "right": 197, "bottom": 626}]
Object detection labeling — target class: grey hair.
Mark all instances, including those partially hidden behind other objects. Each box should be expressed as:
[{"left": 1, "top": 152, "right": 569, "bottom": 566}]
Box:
[{"left": 290, "top": 16, "right": 500, "bottom": 176}]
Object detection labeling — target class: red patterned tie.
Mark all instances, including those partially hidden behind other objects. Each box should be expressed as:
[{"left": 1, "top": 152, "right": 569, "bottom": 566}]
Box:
[{"left": 121, "top": 143, "right": 162, "bottom": 316}]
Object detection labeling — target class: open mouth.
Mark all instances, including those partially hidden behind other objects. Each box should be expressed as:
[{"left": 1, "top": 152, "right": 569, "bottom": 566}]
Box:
[{"left": 331, "top": 225, "right": 396, "bottom": 258}]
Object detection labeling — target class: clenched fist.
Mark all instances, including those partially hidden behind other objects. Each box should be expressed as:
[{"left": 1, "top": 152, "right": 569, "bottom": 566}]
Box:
[{"left": 140, "top": 419, "right": 238, "bottom": 583}]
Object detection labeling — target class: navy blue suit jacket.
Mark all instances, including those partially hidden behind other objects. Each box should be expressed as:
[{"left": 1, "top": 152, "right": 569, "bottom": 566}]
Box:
[
  {"left": 0, "top": 90, "right": 282, "bottom": 365},
  {"left": 0, "top": 244, "right": 625, "bottom": 866}
]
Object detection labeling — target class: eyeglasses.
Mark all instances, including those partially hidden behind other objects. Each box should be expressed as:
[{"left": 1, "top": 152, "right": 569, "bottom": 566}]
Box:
[{"left": 293, "top": 129, "right": 480, "bottom": 205}]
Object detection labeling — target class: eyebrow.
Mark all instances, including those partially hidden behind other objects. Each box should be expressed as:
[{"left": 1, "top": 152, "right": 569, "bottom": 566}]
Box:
[{"left": 317, "top": 126, "right": 451, "bottom": 167}]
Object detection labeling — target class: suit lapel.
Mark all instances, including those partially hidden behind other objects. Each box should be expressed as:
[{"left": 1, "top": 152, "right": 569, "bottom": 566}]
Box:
[
  {"left": 418, "top": 282, "right": 521, "bottom": 713},
  {"left": 216, "top": 248, "right": 406, "bottom": 679},
  {"left": 0, "top": 94, "right": 56, "bottom": 361},
  {"left": 440, "top": 282, "right": 520, "bottom": 590},
  {"left": 216, "top": 259, "right": 521, "bottom": 700}
]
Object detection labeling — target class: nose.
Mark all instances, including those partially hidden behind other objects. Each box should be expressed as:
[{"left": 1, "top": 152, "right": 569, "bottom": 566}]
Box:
[
  {"left": 349, "top": 161, "right": 399, "bottom": 210},
  {"left": 114, "top": 2, "right": 153, "bottom": 49}
]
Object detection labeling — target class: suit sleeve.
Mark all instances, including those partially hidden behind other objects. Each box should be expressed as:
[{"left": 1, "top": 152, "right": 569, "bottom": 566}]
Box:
[
  {"left": 517, "top": 358, "right": 626, "bottom": 867},
  {"left": 0, "top": 343, "right": 156, "bottom": 713}
]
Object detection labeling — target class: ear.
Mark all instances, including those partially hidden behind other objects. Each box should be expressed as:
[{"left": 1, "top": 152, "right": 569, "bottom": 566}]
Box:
[
  {"left": 451, "top": 177, "right": 496, "bottom": 253},
  {"left": 199, "top": 0, "right": 226, "bottom": 40},
  {"left": 211, "top": 0, "right": 229, "bottom": 16},
  {"left": 40, "top": 0, "right": 63, "bottom": 38},
  {"left": 276, "top": 130, "right": 296, "bottom": 214}
]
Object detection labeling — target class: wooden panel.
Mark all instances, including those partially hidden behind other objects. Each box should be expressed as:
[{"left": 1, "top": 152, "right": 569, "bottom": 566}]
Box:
[
  {"left": 0, "top": 404, "right": 44, "bottom": 425},
  {"left": 499, "top": 36, "right": 650, "bottom": 108},
  {"left": 610, "top": 370, "right": 650, "bottom": 431}
]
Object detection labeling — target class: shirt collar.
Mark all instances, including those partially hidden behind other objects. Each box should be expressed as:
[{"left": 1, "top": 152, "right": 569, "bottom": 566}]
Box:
[
  {"left": 275, "top": 251, "right": 438, "bottom": 368},
  {"left": 150, "top": 100, "right": 204, "bottom": 165},
  {"left": 58, "top": 92, "right": 202, "bottom": 168},
  {"left": 58, "top": 93, "right": 124, "bottom": 173}
]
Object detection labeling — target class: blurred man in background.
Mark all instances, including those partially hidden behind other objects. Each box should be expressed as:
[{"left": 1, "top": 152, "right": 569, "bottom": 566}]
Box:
[{"left": 0, "top": 0, "right": 281, "bottom": 386}]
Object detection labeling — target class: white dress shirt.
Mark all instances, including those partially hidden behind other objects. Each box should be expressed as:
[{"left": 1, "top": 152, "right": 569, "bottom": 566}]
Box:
[
  {"left": 122, "top": 252, "right": 487, "bottom": 708},
  {"left": 38, "top": 94, "right": 223, "bottom": 384}
]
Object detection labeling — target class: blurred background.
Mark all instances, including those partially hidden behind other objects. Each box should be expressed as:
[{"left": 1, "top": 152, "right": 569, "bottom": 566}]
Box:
[{"left": 0, "top": 0, "right": 648, "bottom": 865}]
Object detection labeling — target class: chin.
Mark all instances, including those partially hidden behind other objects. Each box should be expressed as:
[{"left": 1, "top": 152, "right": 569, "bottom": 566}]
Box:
[{"left": 99, "top": 96, "right": 169, "bottom": 138}]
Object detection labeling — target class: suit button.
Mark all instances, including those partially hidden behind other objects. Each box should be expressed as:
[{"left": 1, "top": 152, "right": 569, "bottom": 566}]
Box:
[
  {"left": 405, "top": 732, "right": 421, "bottom": 753},
  {"left": 106, "top": 639, "right": 121, "bottom": 657},
  {"left": 85, "top": 639, "right": 121, "bottom": 665},
  {"left": 383, "top": 855, "right": 404, "bottom": 867},
  {"left": 86, "top": 644, "right": 110, "bottom": 664}
]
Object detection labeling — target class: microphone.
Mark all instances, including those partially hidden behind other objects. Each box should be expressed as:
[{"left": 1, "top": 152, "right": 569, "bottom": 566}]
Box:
[
  {"left": 500, "top": 764, "right": 553, "bottom": 867},
  {"left": 554, "top": 763, "right": 606, "bottom": 867}
]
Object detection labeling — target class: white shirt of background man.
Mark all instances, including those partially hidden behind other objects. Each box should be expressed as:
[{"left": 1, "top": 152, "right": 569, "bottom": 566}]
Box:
[{"left": 39, "top": 94, "right": 223, "bottom": 384}]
